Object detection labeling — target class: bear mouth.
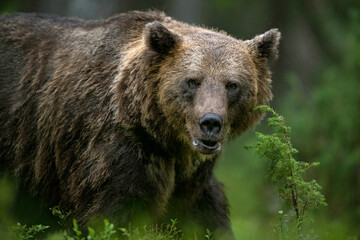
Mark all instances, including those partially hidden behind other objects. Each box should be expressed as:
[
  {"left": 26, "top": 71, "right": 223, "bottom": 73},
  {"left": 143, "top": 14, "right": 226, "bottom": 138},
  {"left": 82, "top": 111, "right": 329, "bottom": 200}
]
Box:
[{"left": 192, "top": 139, "right": 221, "bottom": 154}]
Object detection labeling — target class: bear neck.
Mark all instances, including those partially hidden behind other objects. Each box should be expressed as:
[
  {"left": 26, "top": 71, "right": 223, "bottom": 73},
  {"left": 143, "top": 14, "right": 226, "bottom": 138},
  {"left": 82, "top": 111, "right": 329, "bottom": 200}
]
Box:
[{"left": 133, "top": 124, "right": 215, "bottom": 179}]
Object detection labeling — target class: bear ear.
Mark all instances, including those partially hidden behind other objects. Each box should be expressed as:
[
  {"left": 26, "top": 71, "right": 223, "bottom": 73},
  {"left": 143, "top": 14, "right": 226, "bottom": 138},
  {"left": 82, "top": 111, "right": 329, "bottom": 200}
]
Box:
[
  {"left": 143, "top": 21, "right": 182, "bottom": 54},
  {"left": 245, "top": 29, "right": 281, "bottom": 62}
]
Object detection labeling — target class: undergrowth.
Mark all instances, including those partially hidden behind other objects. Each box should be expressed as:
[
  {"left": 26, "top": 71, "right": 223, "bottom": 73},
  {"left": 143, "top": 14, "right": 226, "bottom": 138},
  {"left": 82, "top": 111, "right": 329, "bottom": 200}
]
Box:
[{"left": 11, "top": 207, "right": 192, "bottom": 240}]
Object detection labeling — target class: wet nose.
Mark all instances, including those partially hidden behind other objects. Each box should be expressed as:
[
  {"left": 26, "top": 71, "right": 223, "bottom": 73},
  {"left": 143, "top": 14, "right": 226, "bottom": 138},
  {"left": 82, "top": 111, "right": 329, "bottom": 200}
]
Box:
[{"left": 199, "top": 113, "right": 222, "bottom": 137}]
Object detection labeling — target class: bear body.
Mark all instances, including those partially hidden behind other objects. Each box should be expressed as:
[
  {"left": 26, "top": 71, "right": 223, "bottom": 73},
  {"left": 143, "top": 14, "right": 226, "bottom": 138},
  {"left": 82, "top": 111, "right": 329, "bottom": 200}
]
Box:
[{"left": 0, "top": 11, "right": 280, "bottom": 238}]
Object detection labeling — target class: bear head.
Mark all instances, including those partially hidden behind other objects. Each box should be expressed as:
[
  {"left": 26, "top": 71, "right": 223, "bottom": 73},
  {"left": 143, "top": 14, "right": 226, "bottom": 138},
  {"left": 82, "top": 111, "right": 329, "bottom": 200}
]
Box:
[{"left": 115, "top": 20, "right": 280, "bottom": 159}]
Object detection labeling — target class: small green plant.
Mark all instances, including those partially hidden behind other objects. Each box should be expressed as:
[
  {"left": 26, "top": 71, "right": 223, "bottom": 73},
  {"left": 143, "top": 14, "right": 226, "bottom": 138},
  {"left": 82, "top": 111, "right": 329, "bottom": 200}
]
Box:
[
  {"left": 161, "top": 219, "right": 182, "bottom": 239},
  {"left": 11, "top": 222, "right": 49, "bottom": 240},
  {"left": 50, "top": 206, "right": 72, "bottom": 227},
  {"left": 204, "top": 229, "right": 213, "bottom": 240},
  {"left": 63, "top": 219, "right": 118, "bottom": 240},
  {"left": 246, "top": 105, "right": 327, "bottom": 239}
]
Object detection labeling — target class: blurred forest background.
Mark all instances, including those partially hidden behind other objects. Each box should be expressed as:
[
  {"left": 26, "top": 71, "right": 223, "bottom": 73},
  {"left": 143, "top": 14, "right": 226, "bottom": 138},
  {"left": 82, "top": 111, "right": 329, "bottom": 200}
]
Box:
[{"left": 0, "top": 0, "right": 359, "bottom": 239}]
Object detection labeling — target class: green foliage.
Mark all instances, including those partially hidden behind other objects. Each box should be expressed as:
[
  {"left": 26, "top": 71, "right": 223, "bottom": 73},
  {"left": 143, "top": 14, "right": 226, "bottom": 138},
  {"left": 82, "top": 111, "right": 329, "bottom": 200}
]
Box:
[
  {"left": 50, "top": 206, "right": 71, "bottom": 227},
  {"left": 309, "top": 9, "right": 360, "bottom": 224},
  {"left": 118, "top": 219, "right": 183, "bottom": 240},
  {"left": 0, "top": 0, "right": 19, "bottom": 13},
  {"left": 62, "top": 219, "right": 117, "bottom": 240},
  {"left": 50, "top": 208, "right": 183, "bottom": 240},
  {"left": 204, "top": 229, "right": 213, "bottom": 240},
  {"left": 279, "top": 9, "right": 360, "bottom": 235},
  {"left": 11, "top": 223, "right": 49, "bottom": 240},
  {"left": 246, "top": 105, "right": 326, "bottom": 238},
  {"left": 5, "top": 207, "right": 188, "bottom": 240}
]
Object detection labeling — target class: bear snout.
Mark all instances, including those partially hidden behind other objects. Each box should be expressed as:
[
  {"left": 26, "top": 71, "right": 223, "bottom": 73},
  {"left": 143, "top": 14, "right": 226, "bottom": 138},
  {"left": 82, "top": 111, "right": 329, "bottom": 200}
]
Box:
[
  {"left": 190, "top": 113, "right": 224, "bottom": 155},
  {"left": 199, "top": 113, "right": 223, "bottom": 138}
]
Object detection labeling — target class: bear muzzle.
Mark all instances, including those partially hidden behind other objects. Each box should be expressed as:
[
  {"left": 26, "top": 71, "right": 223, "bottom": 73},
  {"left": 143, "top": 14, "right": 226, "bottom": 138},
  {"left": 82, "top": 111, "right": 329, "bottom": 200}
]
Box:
[{"left": 191, "top": 113, "right": 223, "bottom": 155}]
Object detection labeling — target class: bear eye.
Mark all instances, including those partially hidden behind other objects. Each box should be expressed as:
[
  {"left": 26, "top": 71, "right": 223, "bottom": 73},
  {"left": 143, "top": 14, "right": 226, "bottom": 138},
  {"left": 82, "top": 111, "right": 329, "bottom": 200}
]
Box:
[
  {"left": 187, "top": 78, "right": 200, "bottom": 89},
  {"left": 226, "top": 82, "right": 238, "bottom": 91}
]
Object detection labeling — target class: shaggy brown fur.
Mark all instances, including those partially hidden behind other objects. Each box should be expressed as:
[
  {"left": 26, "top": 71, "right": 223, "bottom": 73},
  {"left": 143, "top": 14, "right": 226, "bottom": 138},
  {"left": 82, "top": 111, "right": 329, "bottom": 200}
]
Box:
[{"left": 0, "top": 11, "right": 280, "bottom": 239}]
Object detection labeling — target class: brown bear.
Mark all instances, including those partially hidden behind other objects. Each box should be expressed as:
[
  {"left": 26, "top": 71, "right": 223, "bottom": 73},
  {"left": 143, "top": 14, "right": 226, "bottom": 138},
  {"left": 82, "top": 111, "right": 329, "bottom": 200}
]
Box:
[{"left": 0, "top": 10, "right": 280, "bottom": 239}]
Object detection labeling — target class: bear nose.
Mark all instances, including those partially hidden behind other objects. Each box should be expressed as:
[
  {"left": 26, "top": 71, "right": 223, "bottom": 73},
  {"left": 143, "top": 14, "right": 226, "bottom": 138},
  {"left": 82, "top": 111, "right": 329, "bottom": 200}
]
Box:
[{"left": 199, "top": 113, "right": 222, "bottom": 137}]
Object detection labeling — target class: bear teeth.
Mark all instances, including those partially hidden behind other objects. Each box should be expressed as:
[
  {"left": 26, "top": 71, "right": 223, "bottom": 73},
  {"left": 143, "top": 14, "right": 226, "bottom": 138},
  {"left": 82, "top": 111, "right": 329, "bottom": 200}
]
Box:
[
  {"left": 192, "top": 140, "right": 199, "bottom": 146},
  {"left": 216, "top": 143, "right": 221, "bottom": 151}
]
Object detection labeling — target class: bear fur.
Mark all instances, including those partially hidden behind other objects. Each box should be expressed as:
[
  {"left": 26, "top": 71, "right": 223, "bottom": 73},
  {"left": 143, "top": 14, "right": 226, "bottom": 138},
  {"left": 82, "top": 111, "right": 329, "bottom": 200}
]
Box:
[{"left": 0, "top": 11, "right": 280, "bottom": 239}]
